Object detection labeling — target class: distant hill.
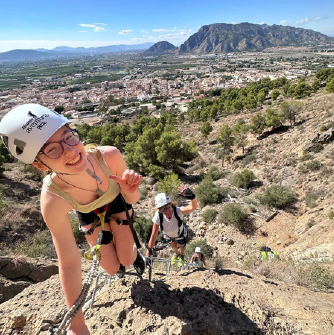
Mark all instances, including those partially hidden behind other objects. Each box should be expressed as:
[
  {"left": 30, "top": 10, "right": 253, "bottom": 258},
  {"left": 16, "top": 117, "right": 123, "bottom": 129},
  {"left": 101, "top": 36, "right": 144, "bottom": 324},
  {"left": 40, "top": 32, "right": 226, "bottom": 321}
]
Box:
[
  {"left": 0, "top": 43, "right": 154, "bottom": 62},
  {"left": 142, "top": 41, "right": 177, "bottom": 55},
  {"left": 178, "top": 22, "right": 334, "bottom": 54},
  {"left": 0, "top": 49, "right": 60, "bottom": 62}
]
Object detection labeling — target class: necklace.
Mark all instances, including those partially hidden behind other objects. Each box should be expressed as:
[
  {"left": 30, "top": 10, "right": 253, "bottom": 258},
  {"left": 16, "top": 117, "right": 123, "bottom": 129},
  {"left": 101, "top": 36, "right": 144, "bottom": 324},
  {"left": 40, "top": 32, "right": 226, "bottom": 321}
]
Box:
[{"left": 56, "top": 159, "right": 104, "bottom": 196}]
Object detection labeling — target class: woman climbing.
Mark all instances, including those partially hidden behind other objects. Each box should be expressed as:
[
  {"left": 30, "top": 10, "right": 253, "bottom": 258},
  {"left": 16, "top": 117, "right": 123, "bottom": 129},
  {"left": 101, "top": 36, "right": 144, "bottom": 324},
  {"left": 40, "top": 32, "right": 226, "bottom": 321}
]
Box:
[
  {"left": 0, "top": 103, "right": 146, "bottom": 335},
  {"left": 145, "top": 185, "right": 197, "bottom": 267}
]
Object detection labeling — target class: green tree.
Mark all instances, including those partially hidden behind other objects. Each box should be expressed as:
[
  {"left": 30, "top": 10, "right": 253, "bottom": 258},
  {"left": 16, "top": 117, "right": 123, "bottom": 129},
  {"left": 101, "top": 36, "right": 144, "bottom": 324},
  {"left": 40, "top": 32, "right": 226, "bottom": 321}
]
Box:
[
  {"left": 155, "top": 126, "right": 183, "bottom": 171},
  {"left": 201, "top": 121, "right": 213, "bottom": 140},
  {"left": 271, "top": 89, "right": 280, "bottom": 100},
  {"left": 182, "top": 140, "right": 198, "bottom": 161},
  {"left": 257, "top": 90, "right": 266, "bottom": 106},
  {"left": 233, "top": 123, "right": 248, "bottom": 153},
  {"left": 54, "top": 105, "right": 64, "bottom": 113},
  {"left": 280, "top": 100, "right": 303, "bottom": 125},
  {"left": 312, "top": 78, "right": 321, "bottom": 92},
  {"left": 326, "top": 78, "right": 334, "bottom": 93},
  {"left": 249, "top": 112, "right": 266, "bottom": 136},
  {"left": 125, "top": 125, "right": 163, "bottom": 177},
  {"left": 265, "top": 108, "right": 283, "bottom": 129},
  {"left": 216, "top": 125, "right": 234, "bottom": 166}
]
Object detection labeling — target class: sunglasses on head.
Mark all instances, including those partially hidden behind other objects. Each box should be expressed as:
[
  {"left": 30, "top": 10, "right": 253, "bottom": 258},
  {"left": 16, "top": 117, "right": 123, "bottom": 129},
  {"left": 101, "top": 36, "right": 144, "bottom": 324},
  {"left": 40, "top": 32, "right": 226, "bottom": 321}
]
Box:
[{"left": 158, "top": 203, "right": 172, "bottom": 213}]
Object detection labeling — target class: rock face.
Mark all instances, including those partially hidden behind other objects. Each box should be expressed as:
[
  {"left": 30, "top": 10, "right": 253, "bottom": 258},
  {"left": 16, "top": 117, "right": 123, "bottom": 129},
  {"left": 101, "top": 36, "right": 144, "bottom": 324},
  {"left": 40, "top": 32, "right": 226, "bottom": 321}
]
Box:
[
  {"left": 1, "top": 262, "right": 334, "bottom": 335},
  {"left": 0, "top": 256, "right": 58, "bottom": 304},
  {"left": 178, "top": 22, "right": 334, "bottom": 54}
]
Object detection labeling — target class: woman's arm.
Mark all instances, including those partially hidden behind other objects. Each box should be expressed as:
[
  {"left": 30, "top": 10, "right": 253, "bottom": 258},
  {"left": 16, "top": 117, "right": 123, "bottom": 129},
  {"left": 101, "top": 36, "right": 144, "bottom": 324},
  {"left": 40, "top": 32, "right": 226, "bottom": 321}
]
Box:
[
  {"left": 145, "top": 223, "right": 159, "bottom": 257},
  {"left": 102, "top": 146, "right": 142, "bottom": 204},
  {"left": 41, "top": 191, "right": 89, "bottom": 335},
  {"left": 178, "top": 185, "right": 198, "bottom": 215},
  {"left": 190, "top": 255, "right": 195, "bottom": 263},
  {"left": 202, "top": 255, "right": 206, "bottom": 267},
  {"left": 180, "top": 197, "right": 198, "bottom": 215}
]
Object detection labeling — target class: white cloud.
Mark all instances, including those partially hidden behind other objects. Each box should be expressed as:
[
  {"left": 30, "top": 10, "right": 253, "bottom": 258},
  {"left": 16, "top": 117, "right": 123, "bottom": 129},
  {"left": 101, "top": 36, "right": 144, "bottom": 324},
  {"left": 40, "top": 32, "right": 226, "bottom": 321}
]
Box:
[
  {"left": 119, "top": 30, "right": 132, "bottom": 35},
  {"left": 79, "top": 24, "right": 96, "bottom": 28},
  {"left": 78, "top": 23, "right": 107, "bottom": 32},
  {"left": 94, "top": 27, "right": 106, "bottom": 32},
  {"left": 280, "top": 16, "right": 326, "bottom": 27},
  {"left": 152, "top": 28, "right": 169, "bottom": 32}
]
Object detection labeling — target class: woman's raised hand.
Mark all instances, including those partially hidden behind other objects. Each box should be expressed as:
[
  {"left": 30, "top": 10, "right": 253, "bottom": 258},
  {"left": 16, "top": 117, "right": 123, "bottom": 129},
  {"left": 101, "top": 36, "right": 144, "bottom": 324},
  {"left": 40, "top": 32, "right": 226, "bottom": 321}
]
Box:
[{"left": 109, "top": 169, "right": 142, "bottom": 194}]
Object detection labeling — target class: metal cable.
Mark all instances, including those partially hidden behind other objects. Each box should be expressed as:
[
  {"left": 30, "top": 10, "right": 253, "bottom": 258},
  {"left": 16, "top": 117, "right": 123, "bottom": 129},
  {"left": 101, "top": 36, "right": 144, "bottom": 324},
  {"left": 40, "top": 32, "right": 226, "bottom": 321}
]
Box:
[{"left": 49, "top": 252, "right": 100, "bottom": 335}]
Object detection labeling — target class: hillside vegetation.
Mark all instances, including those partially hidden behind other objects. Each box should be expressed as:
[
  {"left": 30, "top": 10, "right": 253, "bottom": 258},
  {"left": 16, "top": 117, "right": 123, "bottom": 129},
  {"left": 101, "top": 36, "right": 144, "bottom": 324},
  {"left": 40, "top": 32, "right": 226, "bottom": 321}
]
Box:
[{"left": 1, "top": 70, "right": 334, "bottom": 334}]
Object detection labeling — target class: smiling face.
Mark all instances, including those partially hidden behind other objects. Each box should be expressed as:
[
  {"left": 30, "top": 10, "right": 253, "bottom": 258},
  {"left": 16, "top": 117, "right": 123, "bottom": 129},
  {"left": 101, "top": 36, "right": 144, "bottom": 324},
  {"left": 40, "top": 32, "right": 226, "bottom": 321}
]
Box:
[{"left": 34, "top": 126, "right": 88, "bottom": 174}]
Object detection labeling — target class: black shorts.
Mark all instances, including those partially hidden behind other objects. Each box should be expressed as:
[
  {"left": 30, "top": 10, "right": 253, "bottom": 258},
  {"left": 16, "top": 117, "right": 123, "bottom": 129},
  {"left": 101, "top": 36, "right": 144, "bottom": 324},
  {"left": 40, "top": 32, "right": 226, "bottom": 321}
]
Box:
[{"left": 77, "top": 193, "right": 132, "bottom": 227}]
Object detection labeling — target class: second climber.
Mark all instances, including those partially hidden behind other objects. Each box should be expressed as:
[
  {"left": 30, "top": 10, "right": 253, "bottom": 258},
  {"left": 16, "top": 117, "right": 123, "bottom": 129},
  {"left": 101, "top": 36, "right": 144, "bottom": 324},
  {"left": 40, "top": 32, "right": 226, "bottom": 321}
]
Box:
[{"left": 145, "top": 185, "right": 197, "bottom": 267}]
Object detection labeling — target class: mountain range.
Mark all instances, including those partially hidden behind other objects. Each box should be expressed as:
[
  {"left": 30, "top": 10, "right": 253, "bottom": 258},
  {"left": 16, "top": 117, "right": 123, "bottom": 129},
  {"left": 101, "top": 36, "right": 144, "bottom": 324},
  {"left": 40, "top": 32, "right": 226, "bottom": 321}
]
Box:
[
  {"left": 0, "top": 42, "right": 154, "bottom": 62},
  {"left": 1, "top": 22, "right": 334, "bottom": 62},
  {"left": 177, "top": 22, "right": 334, "bottom": 54}
]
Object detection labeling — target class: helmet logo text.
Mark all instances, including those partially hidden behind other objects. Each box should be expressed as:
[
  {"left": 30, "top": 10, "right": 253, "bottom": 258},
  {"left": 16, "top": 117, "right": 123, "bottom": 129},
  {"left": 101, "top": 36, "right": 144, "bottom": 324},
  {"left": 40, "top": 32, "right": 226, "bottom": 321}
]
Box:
[{"left": 22, "top": 113, "right": 49, "bottom": 133}]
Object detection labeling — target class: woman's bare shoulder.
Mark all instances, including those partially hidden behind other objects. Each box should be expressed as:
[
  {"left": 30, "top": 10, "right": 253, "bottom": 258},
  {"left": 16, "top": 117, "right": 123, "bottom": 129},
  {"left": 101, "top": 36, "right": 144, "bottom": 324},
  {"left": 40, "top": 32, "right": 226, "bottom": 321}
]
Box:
[
  {"left": 40, "top": 187, "right": 73, "bottom": 224},
  {"left": 98, "top": 146, "right": 126, "bottom": 176}
]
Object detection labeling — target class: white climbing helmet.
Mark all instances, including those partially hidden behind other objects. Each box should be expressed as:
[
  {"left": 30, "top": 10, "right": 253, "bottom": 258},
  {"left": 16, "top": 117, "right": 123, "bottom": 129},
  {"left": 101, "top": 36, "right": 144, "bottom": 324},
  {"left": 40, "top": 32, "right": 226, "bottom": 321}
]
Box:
[
  {"left": 155, "top": 193, "right": 171, "bottom": 208},
  {"left": 0, "top": 104, "right": 70, "bottom": 164},
  {"left": 195, "top": 247, "right": 201, "bottom": 253}
]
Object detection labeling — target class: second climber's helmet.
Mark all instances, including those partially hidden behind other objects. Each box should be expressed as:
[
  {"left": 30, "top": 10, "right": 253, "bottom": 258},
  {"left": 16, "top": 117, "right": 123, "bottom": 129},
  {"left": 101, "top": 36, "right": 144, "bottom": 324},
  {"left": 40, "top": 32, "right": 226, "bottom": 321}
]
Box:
[
  {"left": 0, "top": 104, "right": 70, "bottom": 164},
  {"left": 195, "top": 247, "right": 201, "bottom": 253},
  {"left": 155, "top": 193, "right": 171, "bottom": 208}
]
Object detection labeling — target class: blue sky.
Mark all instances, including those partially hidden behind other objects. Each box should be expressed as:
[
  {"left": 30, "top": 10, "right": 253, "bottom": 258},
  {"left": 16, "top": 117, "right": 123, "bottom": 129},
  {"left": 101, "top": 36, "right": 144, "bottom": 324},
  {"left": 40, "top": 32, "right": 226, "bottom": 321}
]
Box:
[{"left": 1, "top": 0, "right": 333, "bottom": 53}]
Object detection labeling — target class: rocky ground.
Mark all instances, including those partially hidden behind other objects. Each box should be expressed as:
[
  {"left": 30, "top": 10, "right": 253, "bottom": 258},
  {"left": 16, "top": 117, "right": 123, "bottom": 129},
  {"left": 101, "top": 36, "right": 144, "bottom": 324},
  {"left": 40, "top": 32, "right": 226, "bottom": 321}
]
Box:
[
  {"left": 1, "top": 257, "right": 334, "bottom": 335},
  {"left": 1, "top": 91, "right": 334, "bottom": 334}
]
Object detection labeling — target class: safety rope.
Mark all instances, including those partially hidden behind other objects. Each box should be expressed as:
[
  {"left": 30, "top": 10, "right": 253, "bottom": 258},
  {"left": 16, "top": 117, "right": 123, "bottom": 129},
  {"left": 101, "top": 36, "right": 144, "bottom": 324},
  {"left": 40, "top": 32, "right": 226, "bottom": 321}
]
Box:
[{"left": 49, "top": 248, "right": 101, "bottom": 335}]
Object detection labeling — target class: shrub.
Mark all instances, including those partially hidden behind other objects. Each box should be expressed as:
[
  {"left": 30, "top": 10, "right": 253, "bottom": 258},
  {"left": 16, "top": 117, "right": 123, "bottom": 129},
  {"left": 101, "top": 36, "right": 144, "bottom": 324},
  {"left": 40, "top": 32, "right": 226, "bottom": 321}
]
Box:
[
  {"left": 201, "top": 208, "right": 218, "bottom": 223},
  {"left": 19, "top": 164, "right": 44, "bottom": 181},
  {"left": 134, "top": 215, "right": 161, "bottom": 245},
  {"left": 13, "top": 230, "right": 56, "bottom": 258},
  {"left": 218, "top": 203, "right": 249, "bottom": 233},
  {"left": 300, "top": 153, "right": 313, "bottom": 161},
  {"left": 0, "top": 189, "right": 7, "bottom": 212},
  {"left": 328, "top": 211, "right": 334, "bottom": 220},
  {"left": 310, "top": 143, "right": 324, "bottom": 153},
  {"left": 206, "top": 165, "right": 223, "bottom": 181},
  {"left": 299, "top": 160, "right": 322, "bottom": 173},
  {"left": 213, "top": 256, "right": 224, "bottom": 270},
  {"left": 300, "top": 263, "right": 334, "bottom": 292},
  {"left": 194, "top": 177, "right": 223, "bottom": 207},
  {"left": 252, "top": 258, "right": 334, "bottom": 293},
  {"left": 307, "top": 219, "right": 316, "bottom": 228},
  {"left": 230, "top": 169, "right": 256, "bottom": 189},
  {"left": 241, "top": 152, "right": 257, "bottom": 166},
  {"left": 139, "top": 186, "right": 148, "bottom": 200},
  {"left": 320, "top": 166, "right": 333, "bottom": 177},
  {"left": 305, "top": 190, "right": 324, "bottom": 208},
  {"left": 256, "top": 185, "right": 295, "bottom": 209},
  {"left": 306, "top": 160, "right": 322, "bottom": 171}
]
